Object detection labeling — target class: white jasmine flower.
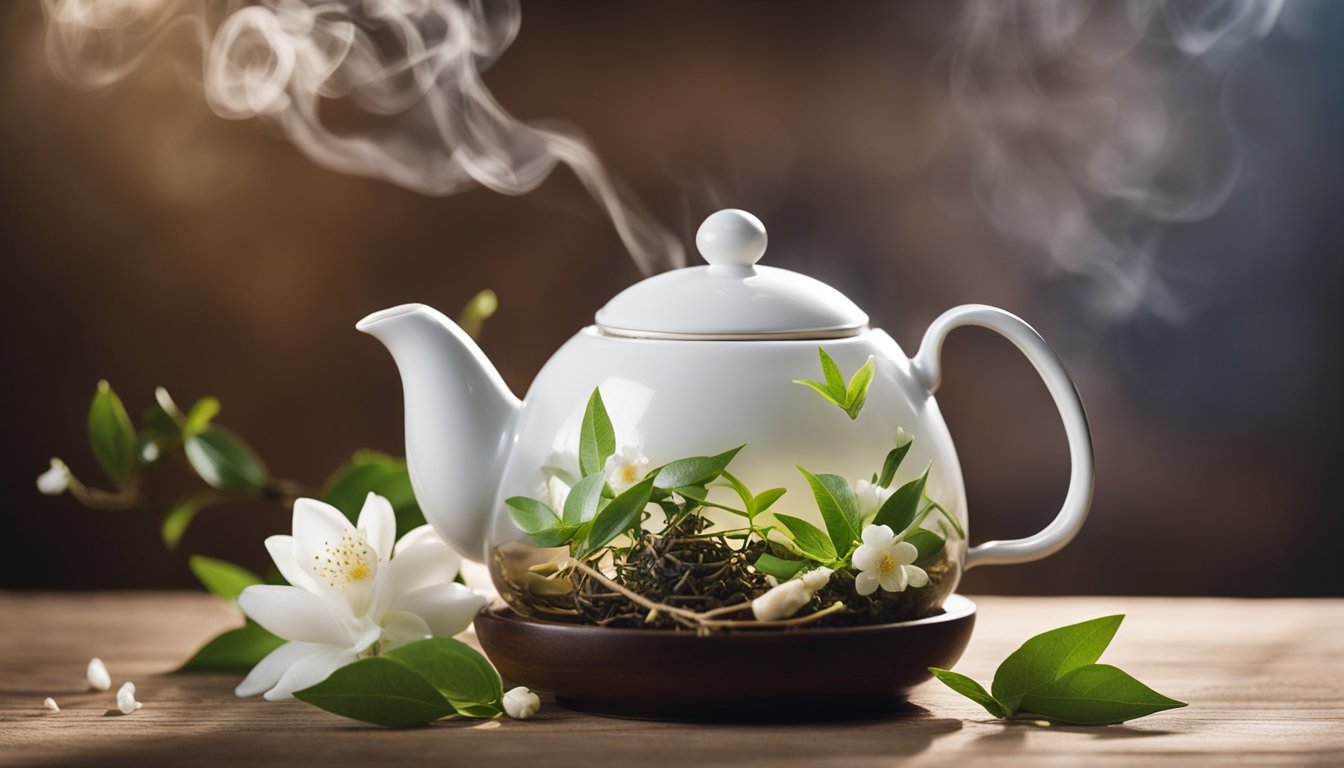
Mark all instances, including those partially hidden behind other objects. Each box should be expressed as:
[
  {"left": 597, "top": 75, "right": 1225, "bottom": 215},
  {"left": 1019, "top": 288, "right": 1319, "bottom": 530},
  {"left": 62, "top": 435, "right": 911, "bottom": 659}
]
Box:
[
  {"left": 43, "top": 697, "right": 59, "bottom": 712},
  {"left": 36, "top": 458, "right": 70, "bottom": 496},
  {"left": 545, "top": 475, "right": 571, "bottom": 511},
  {"left": 752, "top": 567, "right": 833, "bottom": 621},
  {"left": 86, "top": 657, "right": 111, "bottom": 691},
  {"left": 852, "top": 525, "right": 928, "bottom": 596},
  {"left": 116, "top": 682, "right": 142, "bottom": 714},
  {"left": 852, "top": 478, "right": 894, "bottom": 520},
  {"left": 502, "top": 686, "right": 541, "bottom": 719},
  {"left": 235, "top": 493, "right": 486, "bottom": 701},
  {"left": 603, "top": 445, "right": 649, "bottom": 492}
]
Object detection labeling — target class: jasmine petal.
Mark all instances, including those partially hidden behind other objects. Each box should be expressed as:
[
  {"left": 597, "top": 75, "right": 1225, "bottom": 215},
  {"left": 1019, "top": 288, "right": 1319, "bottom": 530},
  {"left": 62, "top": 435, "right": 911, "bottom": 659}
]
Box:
[
  {"left": 116, "top": 682, "right": 142, "bottom": 714},
  {"left": 86, "top": 657, "right": 111, "bottom": 691}
]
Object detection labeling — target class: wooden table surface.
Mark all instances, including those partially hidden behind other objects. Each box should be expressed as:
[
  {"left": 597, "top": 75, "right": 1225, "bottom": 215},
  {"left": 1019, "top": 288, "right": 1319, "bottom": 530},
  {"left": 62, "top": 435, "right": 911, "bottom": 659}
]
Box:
[{"left": 1, "top": 593, "right": 1341, "bottom": 767}]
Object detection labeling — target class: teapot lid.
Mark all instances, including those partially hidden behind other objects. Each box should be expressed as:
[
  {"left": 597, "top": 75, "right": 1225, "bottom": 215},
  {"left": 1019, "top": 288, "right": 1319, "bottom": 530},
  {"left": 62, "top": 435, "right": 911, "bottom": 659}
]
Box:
[{"left": 595, "top": 209, "right": 869, "bottom": 340}]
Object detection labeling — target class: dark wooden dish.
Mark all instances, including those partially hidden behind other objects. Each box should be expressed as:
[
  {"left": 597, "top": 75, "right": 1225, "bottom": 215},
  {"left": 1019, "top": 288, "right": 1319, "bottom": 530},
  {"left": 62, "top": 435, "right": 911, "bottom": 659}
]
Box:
[{"left": 475, "top": 593, "right": 976, "bottom": 721}]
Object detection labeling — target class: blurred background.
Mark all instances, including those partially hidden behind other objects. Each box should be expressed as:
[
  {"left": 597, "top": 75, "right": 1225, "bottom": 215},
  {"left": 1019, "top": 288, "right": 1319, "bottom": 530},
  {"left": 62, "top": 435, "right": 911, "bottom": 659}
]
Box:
[{"left": 2, "top": 0, "right": 1340, "bottom": 596}]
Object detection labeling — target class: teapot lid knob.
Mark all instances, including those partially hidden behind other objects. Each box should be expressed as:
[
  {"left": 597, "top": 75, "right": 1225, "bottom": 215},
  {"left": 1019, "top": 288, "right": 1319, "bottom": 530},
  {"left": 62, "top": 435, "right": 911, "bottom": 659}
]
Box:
[{"left": 696, "top": 209, "right": 767, "bottom": 269}]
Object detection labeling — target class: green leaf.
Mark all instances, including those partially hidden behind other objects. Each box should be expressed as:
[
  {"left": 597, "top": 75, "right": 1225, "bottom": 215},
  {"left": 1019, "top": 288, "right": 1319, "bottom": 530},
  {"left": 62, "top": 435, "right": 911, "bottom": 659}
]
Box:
[
  {"left": 323, "top": 451, "right": 425, "bottom": 539},
  {"left": 877, "top": 442, "right": 912, "bottom": 488},
  {"left": 654, "top": 445, "right": 744, "bottom": 490},
  {"left": 992, "top": 615, "right": 1126, "bottom": 715},
  {"left": 88, "top": 380, "right": 138, "bottom": 488},
  {"left": 183, "top": 396, "right": 220, "bottom": 436},
  {"left": 928, "top": 668, "right": 1007, "bottom": 718},
  {"left": 773, "top": 513, "right": 838, "bottom": 563},
  {"left": 791, "top": 379, "right": 845, "bottom": 409},
  {"left": 843, "top": 356, "right": 876, "bottom": 419},
  {"left": 753, "top": 487, "right": 787, "bottom": 514},
  {"left": 753, "top": 553, "right": 809, "bottom": 581},
  {"left": 294, "top": 657, "right": 457, "bottom": 727},
  {"left": 180, "top": 621, "right": 285, "bottom": 672},
  {"left": 797, "top": 466, "right": 862, "bottom": 554},
  {"left": 161, "top": 492, "right": 222, "bottom": 550},
  {"left": 579, "top": 474, "right": 657, "bottom": 558},
  {"left": 563, "top": 472, "right": 606, "bottom": 526},
  {"left": 905, "top": 529, "right": 946, "bottom": 565},
  {"left": 818, "top": 347, "right": 846, "bottom": 398},
  {"left": 505, "top": 496, "right": 560, "bottom": 534},
  {"left": 383, "top": 638, "right": 503, "bottom": 718},
  {"left": 578, "top": 388, "right": 616, "bottom": 478},
  {"left": 1018, "top": 664, "right": 1186, "bottom": 725},
  {"left": 184, "top": 426, "right": 268, "bottom": 492},
  {"left": 189, "top": 555, "right": 261, "bottom": 602},
  {"left": 872, "top": 467, "right": 929, "bottom": 533},
  {"left": 720, "top": 470, "right": 756, "bottom": 516}
]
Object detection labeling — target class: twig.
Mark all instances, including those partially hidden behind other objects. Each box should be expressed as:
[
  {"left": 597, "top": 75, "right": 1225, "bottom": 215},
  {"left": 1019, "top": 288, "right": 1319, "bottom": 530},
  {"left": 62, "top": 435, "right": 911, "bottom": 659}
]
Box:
[{"left": 565, "top": 559, "right": 845, "bottom": 632}]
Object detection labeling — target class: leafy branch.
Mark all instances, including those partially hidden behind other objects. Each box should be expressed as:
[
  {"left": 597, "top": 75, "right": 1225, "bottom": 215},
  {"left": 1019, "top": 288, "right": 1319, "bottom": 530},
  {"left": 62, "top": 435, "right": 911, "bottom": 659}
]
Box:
[{"left": 37, "top": 290, "right": 499, "bottom": 672}]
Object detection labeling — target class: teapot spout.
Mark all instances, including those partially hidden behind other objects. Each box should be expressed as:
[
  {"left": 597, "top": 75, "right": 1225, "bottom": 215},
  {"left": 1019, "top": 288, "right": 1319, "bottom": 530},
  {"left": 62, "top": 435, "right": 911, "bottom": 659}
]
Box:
[{"left": 357, "top": 303, "right": 520, "bottom": 561}]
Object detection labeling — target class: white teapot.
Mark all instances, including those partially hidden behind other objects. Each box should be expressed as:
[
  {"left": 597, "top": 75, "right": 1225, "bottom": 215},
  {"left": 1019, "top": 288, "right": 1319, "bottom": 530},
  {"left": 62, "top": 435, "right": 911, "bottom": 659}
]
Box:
[{"left": 358, "top": 209, "right": 1093, "bottom": 620}]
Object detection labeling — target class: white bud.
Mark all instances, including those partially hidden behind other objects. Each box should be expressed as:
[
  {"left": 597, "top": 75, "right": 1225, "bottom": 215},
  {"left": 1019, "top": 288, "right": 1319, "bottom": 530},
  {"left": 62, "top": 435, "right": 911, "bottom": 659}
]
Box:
[
  {"left": 86, "top": 657, "right": 111, "bottom": 691},
  {"left": 895, "top": 426, "right": 912, "bottom": 447},
  {"left": 752, "top": 567, "right": 833, "bottom": 621},
  {"left": 37, "top": 458, "right": 70, "bottom": 496},
  {"left": 44, "top": 697, "right": 60, "bottom": 712},
  {"left": 116, "top": 681, "right": 142, "bottom": 714},
  {"left": 502, "top": 686, "right": 541, "bottom": 720}
]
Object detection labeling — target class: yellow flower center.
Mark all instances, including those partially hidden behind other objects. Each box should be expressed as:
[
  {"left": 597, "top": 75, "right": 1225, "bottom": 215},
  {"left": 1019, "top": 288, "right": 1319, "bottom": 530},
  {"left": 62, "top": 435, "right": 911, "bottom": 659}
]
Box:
[
  {"left": 878, "top": 553, "right": 896, "bottom": 573},
  {"left": 620, "top": 463, "right": 640, "bottom": 484},
  {"left": 315, "top": 530, "right": 375, "bottom": 588}
]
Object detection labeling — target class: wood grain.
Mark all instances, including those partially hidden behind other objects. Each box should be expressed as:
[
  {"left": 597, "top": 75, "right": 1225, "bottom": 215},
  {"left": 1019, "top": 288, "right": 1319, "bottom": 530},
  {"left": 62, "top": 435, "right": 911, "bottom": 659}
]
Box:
[{"left": 1, "top": 593, "right": 1341, "bottom": 767}]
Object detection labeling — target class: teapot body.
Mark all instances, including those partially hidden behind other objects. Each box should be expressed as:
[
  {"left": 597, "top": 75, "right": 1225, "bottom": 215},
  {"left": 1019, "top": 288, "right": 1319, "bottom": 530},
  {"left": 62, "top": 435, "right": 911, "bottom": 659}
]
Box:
[{"left": 487, "top": 326, "right": 968, "bottom": 621}]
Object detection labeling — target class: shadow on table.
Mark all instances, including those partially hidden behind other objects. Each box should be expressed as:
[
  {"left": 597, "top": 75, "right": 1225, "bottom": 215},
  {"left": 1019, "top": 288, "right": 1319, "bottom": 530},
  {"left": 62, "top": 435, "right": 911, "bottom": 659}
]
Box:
[{"left": 971, "top": 717, "right": 1178, "bottom": 745}]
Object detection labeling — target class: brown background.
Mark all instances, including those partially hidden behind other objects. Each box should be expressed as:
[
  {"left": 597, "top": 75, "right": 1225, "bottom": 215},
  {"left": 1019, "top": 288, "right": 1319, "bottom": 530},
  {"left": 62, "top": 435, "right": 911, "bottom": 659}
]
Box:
[{"left": 1, "top": 2, "right": 1340, "bottom": 595}]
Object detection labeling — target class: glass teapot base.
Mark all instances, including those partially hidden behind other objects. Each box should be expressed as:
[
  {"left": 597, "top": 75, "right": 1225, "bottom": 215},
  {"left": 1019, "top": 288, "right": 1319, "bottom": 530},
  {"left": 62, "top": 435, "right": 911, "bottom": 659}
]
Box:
[{"left": 474, "top": 594, "right": 977, "bottom": 722}]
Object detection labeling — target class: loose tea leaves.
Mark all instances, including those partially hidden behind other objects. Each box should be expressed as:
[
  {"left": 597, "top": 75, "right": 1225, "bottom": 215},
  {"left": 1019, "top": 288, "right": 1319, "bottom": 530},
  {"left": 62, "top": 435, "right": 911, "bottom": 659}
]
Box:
[
  {"left": 504, "top": 386, "right": 963, "bottom": 630},
  {"left": 930, "top": 615, "right": 1186, "bottom": 725}
]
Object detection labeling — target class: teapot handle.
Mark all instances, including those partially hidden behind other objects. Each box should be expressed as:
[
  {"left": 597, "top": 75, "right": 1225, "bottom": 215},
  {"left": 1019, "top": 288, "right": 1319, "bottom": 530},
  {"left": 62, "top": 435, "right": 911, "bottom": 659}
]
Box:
[{"left": 911, "top": 304, "right": 1094, "bottom": 569}]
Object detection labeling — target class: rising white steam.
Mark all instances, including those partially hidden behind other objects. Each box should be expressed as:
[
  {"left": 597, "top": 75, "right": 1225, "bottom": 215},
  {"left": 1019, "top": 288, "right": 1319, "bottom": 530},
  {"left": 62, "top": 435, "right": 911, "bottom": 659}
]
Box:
[
  {"left": 947, "top": 0, "right": 1295, "bottom": 321},
  {"left": 41, "top": 0, "right": 684, "bottom": 274}
]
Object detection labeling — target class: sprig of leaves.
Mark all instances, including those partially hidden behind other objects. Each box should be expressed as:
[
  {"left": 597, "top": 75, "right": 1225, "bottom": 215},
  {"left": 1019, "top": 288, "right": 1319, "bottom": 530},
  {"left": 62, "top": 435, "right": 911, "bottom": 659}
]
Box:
[
  {"left": 757, "top": 430, "right": 959, "bottom": 579},
  {"left": 40, "top": 291, "right": 498, "bottom": 674},
  {"left": 929, "top": 616, "right": 1186, "bottom": 725},
  {"left": 294, "top": 638, "right": 504, "bottom": 727},
  {"left": 793, "top": 347, "right": 876, "bottom": 419},
  {"left": 506, "top": 388, "right": 770, "bottom": 561}
]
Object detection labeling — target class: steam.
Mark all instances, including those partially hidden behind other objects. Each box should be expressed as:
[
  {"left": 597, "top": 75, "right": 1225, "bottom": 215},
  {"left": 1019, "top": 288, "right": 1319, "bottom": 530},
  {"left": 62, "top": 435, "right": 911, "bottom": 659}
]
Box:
[
  {"left": 947, "top": 0, "right": 1297, "bottom": 321},
  {"left": 41, "top": 0, "right": 684, "bottom": 274}
]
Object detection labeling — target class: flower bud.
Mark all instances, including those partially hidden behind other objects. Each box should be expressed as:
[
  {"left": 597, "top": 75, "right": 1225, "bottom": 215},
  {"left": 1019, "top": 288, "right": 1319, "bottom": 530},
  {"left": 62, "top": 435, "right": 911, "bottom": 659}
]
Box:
[
  {"left": 43, "top": 697, "right": 59, "bottom": 712},
  {"left": 36, "top": 458, "right": 70, "bottom": 496},
  {"left": 503, "top": 686, "right": 541, "bottom": 720},
  {"left": 752, "top": 567, "right": 833, "bottom": 621}
]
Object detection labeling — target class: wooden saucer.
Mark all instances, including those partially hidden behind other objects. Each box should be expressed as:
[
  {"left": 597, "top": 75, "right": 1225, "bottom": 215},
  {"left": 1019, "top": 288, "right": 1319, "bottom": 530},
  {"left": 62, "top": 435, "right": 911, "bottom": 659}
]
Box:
[{"left": 474, "top": 594, "right": 976, "bottom": 721}]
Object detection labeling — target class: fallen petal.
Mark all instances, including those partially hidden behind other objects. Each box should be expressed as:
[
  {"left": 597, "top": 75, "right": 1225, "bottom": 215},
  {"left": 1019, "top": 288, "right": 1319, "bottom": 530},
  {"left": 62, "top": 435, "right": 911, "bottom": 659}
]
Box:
[
  {"left": 87, "top": 658, "right": 111, "bottom": 691},
  {"left": 43, "top": 697, "right": 59, "bottom": 712},
  {"left": 116, "top": 681, "right": 141, "bottom": 715}
]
